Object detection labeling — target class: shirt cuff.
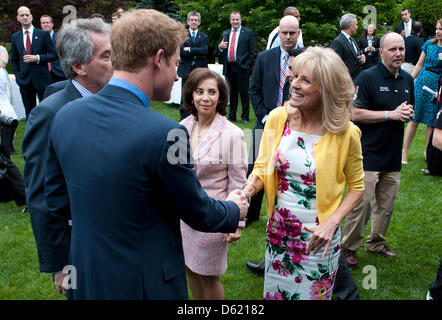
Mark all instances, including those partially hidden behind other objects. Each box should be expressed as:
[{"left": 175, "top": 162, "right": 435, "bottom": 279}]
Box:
[{"left": 262, "top": 114, "right": 269, "bottom": 125}]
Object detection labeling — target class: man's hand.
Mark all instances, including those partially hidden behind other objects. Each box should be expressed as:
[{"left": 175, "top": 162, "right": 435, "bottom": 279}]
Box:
[
  {"left": 389, "top": 101, "right": 414, "bottom": 122},
  {"left": 219, "top": 38, "right": 228, "bottom": 50},
  {"left": 23, "top": 54, "right": 38, "bottom": 63},
  {"left": 54, "top": 272, "right": 68, "bottom": 296},
  {"left": 357, "top": 54, "right": 366, "bottom": 64},
  {"left": 226, "top": 189, "right": 249, "bottom": 220}
]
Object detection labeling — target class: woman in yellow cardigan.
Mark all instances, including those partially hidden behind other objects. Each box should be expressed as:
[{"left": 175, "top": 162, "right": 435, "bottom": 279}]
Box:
[{"left": 242, "top": 46, "right": 364, "bottom": 300}]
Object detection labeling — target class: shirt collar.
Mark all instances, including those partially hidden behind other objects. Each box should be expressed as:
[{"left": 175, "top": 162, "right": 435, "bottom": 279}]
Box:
[
  {"left": 71, "top": 79, "right": 93, "bottom": 97},
  {"left": 341, "top": 30, "right": 351, "bottom": 40},
  {"left": 231, "top": 26, "right": 241, "bottom": 33},
  {"left": 108, "top": 77, "right": 150, "bottom": 108},
  {"left": 378, "top": 62, "right": 404, "bottom": 80},
  {"left": 23, "top": 25, "right": 34, "bottom": 35}
]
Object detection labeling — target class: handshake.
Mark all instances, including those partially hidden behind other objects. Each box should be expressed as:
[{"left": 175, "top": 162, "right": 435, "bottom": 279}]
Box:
[{"left": 226, "top": 189, "right": 251, "bottom": 221}]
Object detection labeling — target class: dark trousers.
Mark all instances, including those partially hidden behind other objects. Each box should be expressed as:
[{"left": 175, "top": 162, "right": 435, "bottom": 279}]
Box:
[
  {"left": 226, "top": 65, "right": 250, "bottom": 121},
  {"left": 246, "top": 121, "right": 265, "bottom": 222},
  {"left": 20, "top": 84, "right": 45, "bottom": 119},
  {"left": 179, "top": 76, "right": 191, "bottom": 121},
  {"left": 0, "top": 156, "right": 26, "bottom": 207},
  {"left": 332, "top": 252, "right": 360, "bottom": 300},
  {"left": 429, "top": 259, "right": 442, "bottom": 300}
]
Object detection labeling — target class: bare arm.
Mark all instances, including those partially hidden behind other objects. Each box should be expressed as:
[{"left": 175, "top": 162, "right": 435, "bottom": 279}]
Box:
[
  {"left": 305, "top": 190, "right": 363, "bottom": 257},
  {"left": 352, "top": 101, "right": 414, "bottom": 124},
  {"left": 411, "top": 51, "right": 426, "bottom": 79}
]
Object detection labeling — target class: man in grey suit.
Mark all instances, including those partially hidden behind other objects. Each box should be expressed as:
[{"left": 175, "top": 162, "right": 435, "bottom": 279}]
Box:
[{"left": 22, "top": 18, "right": 113, "bottom": 292}]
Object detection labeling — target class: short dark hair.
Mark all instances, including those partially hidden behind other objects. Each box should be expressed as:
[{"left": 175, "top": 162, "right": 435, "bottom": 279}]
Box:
[
  {"left": 182, "top": 68, "right": 229, "bottom": 118},
  {"left": 412, "top": 21, "right": 423, "bottom": 34}
]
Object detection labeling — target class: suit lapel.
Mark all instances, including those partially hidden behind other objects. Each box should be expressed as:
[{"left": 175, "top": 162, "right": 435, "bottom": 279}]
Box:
[
  {"left": 271, "top": 48, "right": 280, "bottom": 86},
  {"left": 342, "top": 33, "right": 357, "bottom": 58}
]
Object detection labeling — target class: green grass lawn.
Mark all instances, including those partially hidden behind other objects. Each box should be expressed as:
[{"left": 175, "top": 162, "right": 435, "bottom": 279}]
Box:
[{"left": 0, "top": 102, "right": 440, "bottom": 300}]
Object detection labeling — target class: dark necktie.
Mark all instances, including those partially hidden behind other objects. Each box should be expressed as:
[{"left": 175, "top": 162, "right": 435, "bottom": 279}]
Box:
[
  {"left": 282, "top": 78, "right": 291, "bottom": 103},
  {"left": 191, "top": 31, "right": 196, "bottom": 42}
]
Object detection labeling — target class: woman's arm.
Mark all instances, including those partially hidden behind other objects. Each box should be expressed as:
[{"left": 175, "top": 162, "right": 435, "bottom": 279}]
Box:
[
  {"left": 305, "top": 190, "right": 363, "bottom": 257},
  {"left": 411, "top": 51, "right": 426, "bottom": 79}
]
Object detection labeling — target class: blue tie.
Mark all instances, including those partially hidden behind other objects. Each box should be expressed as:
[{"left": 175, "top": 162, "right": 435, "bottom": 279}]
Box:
[{"left": 192, "top": 31, "right": 196, "bottom": 42}]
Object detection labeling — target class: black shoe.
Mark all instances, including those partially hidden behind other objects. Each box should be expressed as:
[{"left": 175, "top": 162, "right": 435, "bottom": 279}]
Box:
[
  {"left": 245, "top": 260, "right": 265, "bottom": 276},
  {"left": 228, "top": 118, "right": 236, "bottom": 122}
]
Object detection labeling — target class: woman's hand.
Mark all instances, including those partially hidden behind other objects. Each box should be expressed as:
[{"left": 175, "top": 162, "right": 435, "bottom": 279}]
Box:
[
  {"left": 224, "top": 228, "right": 242, "bottom": 243},
  {"left": 304, "top": 215, "right": 340, "bottom": 258}
]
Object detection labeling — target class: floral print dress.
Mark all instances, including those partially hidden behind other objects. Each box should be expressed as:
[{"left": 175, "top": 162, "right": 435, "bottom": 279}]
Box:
[{"left": 264, "top": 122, "right": 341, "bottom": 300}]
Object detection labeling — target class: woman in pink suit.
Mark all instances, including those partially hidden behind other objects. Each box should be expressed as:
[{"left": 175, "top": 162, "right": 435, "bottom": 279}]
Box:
[{"left": 180, "top": 68, "right": 248, "bottom": 300}]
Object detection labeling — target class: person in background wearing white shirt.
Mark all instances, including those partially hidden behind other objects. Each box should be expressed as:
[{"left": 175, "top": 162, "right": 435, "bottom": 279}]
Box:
[{"left": 266, "top": 6, "right": 304, "bottom": 50}]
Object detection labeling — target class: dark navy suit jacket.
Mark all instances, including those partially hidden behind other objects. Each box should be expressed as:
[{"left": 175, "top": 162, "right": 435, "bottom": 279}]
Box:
[
  {"left": 23, "top": 81, "right": 82, "bottom": 272},
  {"left": 331, "top": 32, "right": 362, "bottom": 80},
  {"left": 44, "top": 81, "right": 240, "bottom": 299},
  {"left": 10, "top": 28, "right": 56, "bottom": 90},
  {"left": 177, "top": 30, "right": 209, "bottom": 79},
  {"left": 249, "top": 47, "right": 280, "bottom": 126},
  {"left": 50, "top": 31, "right": 66, "bottom": 80}
]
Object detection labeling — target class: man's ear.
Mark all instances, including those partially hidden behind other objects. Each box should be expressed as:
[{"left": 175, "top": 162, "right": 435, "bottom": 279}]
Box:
[
  {"left": 71, "top": 62, "right": 86, "bottom": 76},
  {"left": 153, "top": 49, "right": 164, "bottom": 69}
]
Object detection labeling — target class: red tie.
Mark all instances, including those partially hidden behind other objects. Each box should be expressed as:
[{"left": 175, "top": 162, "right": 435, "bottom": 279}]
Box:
[
  {"left": 229, "top": 29, "right": 237, "bottom": 62},
  {"left": 25, "top": 31, "right": 31, "bottom": 54}
]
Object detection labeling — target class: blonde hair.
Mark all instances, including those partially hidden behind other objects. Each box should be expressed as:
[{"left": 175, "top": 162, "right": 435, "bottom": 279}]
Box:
[
  {"left": 285, "top": 46, "right": 355, "bottom": 134},
  {"left": 111, "top": 9, "right": 186, "bottom": 72}
]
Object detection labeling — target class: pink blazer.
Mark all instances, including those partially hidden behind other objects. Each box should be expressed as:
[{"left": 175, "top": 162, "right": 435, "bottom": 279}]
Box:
[{"left": 180, "top": 113, "right": 248, "bottom": 203}]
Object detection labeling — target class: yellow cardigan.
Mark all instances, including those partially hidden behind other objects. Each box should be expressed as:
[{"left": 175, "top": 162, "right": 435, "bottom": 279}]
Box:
[{"left": 251, "top": 107, "right": 365, "bottom": 223}]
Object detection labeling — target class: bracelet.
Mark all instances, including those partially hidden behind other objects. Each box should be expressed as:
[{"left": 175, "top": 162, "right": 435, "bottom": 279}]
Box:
[
  {"left": 385, "top": 111, "right": 388, "bottom": 121},
  {"left": 243, "top": 182, "right": 257, "bottom": 199}
]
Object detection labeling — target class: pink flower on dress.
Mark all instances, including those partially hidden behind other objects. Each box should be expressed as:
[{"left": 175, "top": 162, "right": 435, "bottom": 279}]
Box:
[
  {"left": 264, "top": 291, "right": 286, "bottom": 300},
  {"left": 297, "top": 137, "right": 305, "bottom": 149},
  {"left": 309, "top": 278, "right": 333, "bottom": 300},
  {"left": 272, "top": 260, "right": 290, "bottom": 277},
  {"left": 277, "top": 208, "right": 302, "bottom": 238},
  {"left": 277, "top": 171, "right": 290, "bottom": 193},
  {"left": 295, "top": 276, "right": 303, "bottom": 284},
  {"left": 301, "top": 171, "right": 316, "bottom": 186},
  {"left": 283, "top": 123, "right": 291, "bottom": 136},
  {"left": 286, "top": 239, "right": 309, "bottom": 264},
  {"left": 267, "top": 216, "right": 285, "bottom": 247},
  {"left": 275, "top": 150, "right": 290, "bottom": 172}
]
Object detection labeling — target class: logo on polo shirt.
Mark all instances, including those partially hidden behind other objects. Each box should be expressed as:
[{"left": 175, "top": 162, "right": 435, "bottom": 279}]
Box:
[{"left": 379, "top": 86, "right": 389, "bottom": 92}]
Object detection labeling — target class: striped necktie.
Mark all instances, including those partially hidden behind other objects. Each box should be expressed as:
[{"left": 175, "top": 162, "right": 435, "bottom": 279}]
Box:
[{"left": 277, "top": 53, "right": 289, "bottom": 107}]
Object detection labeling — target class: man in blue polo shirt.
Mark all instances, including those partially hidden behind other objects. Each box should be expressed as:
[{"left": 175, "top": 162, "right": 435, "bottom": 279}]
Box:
[{"left": 341, "top": 32, "right": 415, "bottom": 267}]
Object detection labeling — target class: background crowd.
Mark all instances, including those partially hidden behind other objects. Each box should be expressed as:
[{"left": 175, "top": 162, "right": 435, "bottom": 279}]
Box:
[{"left": 0, "top": 2, "right": 440, "bottom": 301}]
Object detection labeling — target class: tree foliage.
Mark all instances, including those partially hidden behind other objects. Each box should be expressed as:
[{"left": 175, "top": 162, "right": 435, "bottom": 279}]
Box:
[
  {"left": 0, "top": 0, "right": 135, "bottom": 44},
  {"left": 401, "top": 0, "right": 442, "bottom": 37},
  {"left": 172, "top": 0, "right": 438, "bottom": 61}
]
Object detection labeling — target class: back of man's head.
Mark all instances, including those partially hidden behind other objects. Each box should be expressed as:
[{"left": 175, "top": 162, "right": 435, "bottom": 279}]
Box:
[
  {"left": 412, "top": 21, "right": 423, "bottom": 35},
  {"left": 111, "top": 9, "right": 186, "bottom": 72},
  {"left": 56, "top": 18, "right": 111, "bottom": 80},
  {"left": 283, "top": 6, "right": 300, "bottom": 18}
]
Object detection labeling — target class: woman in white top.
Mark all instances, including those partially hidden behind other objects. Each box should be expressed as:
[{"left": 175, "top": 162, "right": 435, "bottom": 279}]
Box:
[{"left": 0, "top": 46, "right": 18, "bottom": 119}]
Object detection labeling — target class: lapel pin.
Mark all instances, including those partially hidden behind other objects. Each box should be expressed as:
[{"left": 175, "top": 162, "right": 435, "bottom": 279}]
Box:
[{"left": 34, "top": 36, "right": 38, "bottom": 40}]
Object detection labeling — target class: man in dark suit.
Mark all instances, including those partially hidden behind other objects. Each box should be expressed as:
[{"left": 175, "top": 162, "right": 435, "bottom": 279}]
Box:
[
  {"left": 177, "top": 11, "right": 208, "bottom": 120},
  {"left": 10, "top": 6, "right": 56, "bottom": 119},
  {"left": 43, "top": 9, "right": 248, "bottom": 300},
  {"left": 218, "top": 11, "right": 257, "bottom": 123},
  {"left": 405, "top": 21, "right": 424, "bottom": 65},
  {"left": 331, "top": 13, "right": 365, "bottom": 81},
  {"left": 40, "top": 15, "right": 66, "bottom": 83},
  {"left": 23, "top": 19, "right": 114, "bottom": 283},
  {"left": 395, "top": 8, "right": 426, "bottom": 41},
  {"left": 246, "top": 16, "right": 301, "bottom": 229}
]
